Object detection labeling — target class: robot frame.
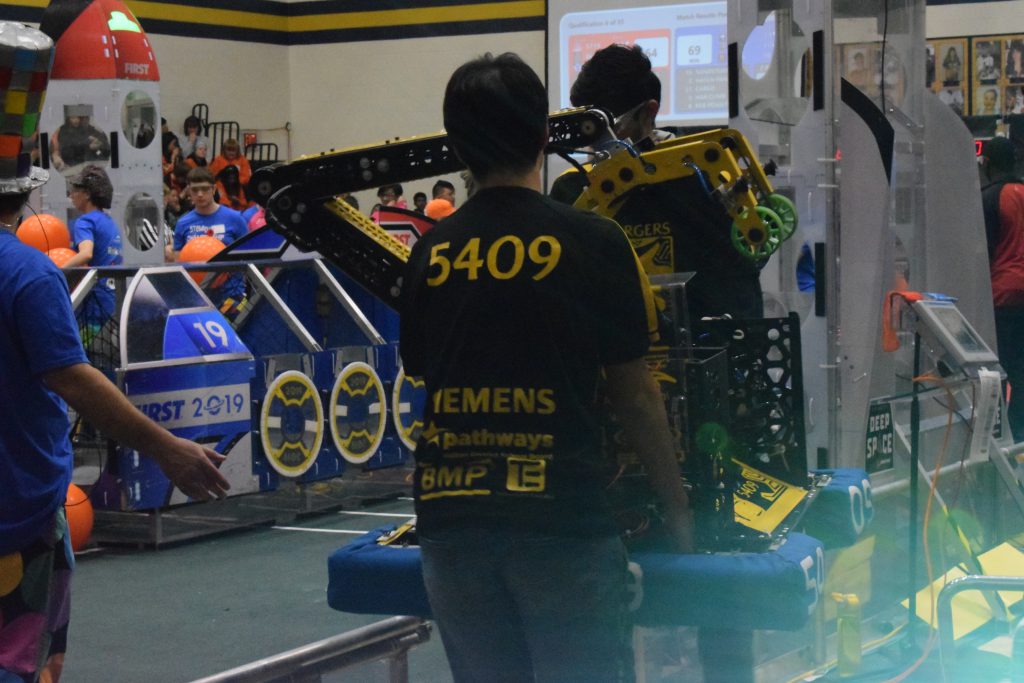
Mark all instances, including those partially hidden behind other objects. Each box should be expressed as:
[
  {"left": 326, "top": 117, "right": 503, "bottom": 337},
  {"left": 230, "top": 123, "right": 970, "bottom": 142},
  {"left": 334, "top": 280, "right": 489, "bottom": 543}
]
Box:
[{"left": 250, "top": 107, "right": 810, "bottom": 551}]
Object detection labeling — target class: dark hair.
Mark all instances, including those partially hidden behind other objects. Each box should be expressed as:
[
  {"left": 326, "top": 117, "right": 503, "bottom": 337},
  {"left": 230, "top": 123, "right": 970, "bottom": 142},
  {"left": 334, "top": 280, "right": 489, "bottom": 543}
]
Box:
[
  {"left": 222, "top": 138, "right": 240, "bottom": 153},
  {"left": 184, "top": 115, "right": 202, "bottom": 133},
  {"left": 187, "top": 166, "right": 215, "bottom": 186},
  {"left": 413, "top": 191, "right": 427, "bottom": 201},
  {"left": 432, "top": 179, "right": 455, "bottom": 197},
  {"left": 173, "top": 161, "right": 191, "bottom": 180},
  {"left": 72, "top": 165, "right": 113, "bottom": 209},
  {"left": 443, "top": 52, "right": 547, "bottom": 181},
  {"left": 0, "top": 192, "right": 28, "bottom": 218},
  {"left": 570, "top": 44, "right": 661, "bottom": 117},
  {"left": 217, "top": 164, "right": 241, "bottom": 190},
  {"left": 377, "top": 183, "right": 403, "bottom": 198},
  {"left": 983, "top": 136, "right": 1017, "bottom": 173}
]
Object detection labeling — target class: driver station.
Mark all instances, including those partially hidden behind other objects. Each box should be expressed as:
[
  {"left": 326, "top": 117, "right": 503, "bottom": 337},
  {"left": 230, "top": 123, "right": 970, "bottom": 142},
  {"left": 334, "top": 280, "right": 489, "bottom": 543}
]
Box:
[{"left": 11, "top": 0, "right": 1024, "bottom": 680}]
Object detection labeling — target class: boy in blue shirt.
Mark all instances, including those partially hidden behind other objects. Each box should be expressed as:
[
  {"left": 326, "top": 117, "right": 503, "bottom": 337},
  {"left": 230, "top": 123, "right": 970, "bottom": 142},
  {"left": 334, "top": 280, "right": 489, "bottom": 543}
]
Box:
[
  {"left": 172, "top": 167, "right": 249, "bottom": 314},
  {"left": 62, "top": 165, "right": 123, "bottom": 334}
]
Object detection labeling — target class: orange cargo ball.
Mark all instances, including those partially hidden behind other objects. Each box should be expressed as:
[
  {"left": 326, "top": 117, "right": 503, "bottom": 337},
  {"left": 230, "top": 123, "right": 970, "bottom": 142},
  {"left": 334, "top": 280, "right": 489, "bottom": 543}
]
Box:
[
  {"left": 65, "top": 483, "right": 94, "bottom": 553},
  {"left": 17, "top": 214, "right": 70, "bottom": 253},
  {"left": 178, "top": 235, "right": 225, "bottom": 285},
  {"left": 47, "top": 247, "right": 77, "bottom": 268},
  {"left": 425, "top": 198, "right": 455, "bottom": 221}
]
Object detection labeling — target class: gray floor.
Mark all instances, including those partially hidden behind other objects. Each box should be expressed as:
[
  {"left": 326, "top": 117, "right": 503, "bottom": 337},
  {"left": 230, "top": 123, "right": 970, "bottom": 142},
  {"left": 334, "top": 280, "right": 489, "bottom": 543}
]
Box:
[
  {"left": 59, "top": 478, "right": 1022, "bottom": 682},
  {"left": 64, "top": 496, "right": 454, "bottom": 682}
]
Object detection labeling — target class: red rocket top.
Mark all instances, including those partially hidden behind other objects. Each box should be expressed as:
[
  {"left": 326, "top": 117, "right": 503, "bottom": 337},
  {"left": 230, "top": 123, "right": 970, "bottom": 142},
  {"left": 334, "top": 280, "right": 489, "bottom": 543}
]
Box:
[{"left": 50, "top": 0, "right": 159, "bottom": 81}]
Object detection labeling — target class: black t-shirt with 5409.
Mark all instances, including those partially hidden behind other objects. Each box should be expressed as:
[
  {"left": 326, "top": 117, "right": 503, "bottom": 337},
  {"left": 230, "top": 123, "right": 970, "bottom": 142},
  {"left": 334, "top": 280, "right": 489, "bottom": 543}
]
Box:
[{"left": 400, "top": 186, "right": 657, "bottom": 537}]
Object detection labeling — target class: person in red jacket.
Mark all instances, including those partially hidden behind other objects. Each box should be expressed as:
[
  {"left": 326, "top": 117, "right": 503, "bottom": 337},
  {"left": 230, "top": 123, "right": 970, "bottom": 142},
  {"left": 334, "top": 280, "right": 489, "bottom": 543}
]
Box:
[{"left": 981, "top": 136, "right": 1024, "bottom": 439}]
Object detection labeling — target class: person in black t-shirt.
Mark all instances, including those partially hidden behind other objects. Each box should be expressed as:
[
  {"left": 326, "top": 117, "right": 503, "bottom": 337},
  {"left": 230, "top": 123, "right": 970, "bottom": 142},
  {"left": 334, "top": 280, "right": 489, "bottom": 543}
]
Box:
[
  {"left": 551, "top": 44, "right": 764, "bottom": 320},
  {"left": 400, "top": 52, "right": 693, "bottom": 683}
]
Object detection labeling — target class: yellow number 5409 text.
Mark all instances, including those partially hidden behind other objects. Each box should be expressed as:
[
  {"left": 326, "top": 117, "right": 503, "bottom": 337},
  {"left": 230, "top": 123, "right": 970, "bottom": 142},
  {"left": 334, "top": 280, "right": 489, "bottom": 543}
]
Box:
[{"left": 426, "top": 235, "right": 561, "bottom": 286}]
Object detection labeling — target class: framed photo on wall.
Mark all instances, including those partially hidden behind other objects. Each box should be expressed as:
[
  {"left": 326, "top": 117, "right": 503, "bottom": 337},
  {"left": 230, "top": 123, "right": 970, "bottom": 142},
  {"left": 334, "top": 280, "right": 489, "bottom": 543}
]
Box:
[
  {"left": 841, "top": 43, "right": 878, "bottom": 96},
  {"left": 935, "top": 39, "right": 966, "bottom": 88},
  {"left": 971, "top": 35, "right": 1024, "bottom": 115},
  {"left": 929, "top": 38, "right": 968, "bottom": 115},
  {"left": 1005, "top": 38, "right": 1024, "bottom": 82},
  {"left": 975, "top": 39, "right": 1002, "bottom": 84}
]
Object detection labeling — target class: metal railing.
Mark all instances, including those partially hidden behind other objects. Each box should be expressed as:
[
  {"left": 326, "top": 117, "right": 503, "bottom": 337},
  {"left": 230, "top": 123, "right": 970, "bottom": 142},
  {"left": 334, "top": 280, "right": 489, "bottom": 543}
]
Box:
[
  {"left": 190, "top": 616, "right": 431, "bottom": 683},
  {"left": 937, "top": 575, "right": 1024, "bottom": 683}
]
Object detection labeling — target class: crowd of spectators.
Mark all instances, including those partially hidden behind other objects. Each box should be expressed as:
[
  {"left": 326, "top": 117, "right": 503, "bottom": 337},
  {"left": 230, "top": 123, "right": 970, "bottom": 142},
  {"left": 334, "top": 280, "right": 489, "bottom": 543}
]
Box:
[{"left": 162, "top": 117, "right": 258, "bottom": 233}]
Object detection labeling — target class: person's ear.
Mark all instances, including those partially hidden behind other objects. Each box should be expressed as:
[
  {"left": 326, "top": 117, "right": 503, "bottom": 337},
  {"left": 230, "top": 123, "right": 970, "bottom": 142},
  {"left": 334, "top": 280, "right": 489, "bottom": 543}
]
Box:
[{"left": 644, "top": 99, "right": 660, "bottom": 123}]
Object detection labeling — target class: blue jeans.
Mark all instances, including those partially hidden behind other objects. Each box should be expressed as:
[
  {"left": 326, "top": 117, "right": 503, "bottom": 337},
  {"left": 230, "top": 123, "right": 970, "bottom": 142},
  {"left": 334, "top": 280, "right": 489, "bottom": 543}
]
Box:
[{"left": 420, "top": 529, "right": 633, "bottom": 683}]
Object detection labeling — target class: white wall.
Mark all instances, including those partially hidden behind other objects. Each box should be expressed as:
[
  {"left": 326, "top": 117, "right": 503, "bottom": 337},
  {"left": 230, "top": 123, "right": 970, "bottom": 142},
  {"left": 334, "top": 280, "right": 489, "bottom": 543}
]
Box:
[
  {"left": 147, "top": 34, "right": 292, "bottom": 152},
  {"left": 285, "top": 31, "right": 543, "bottom": 207},
  {"left": 927, "top": 0, "right": 1024, "bottom": 37}
]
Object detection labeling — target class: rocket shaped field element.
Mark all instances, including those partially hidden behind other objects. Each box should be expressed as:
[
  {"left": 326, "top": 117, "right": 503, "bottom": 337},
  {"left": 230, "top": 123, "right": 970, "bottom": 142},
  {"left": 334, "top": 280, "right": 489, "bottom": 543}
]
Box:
[{"left": 38, "top": 0, "right": 164, "bottom": 265}]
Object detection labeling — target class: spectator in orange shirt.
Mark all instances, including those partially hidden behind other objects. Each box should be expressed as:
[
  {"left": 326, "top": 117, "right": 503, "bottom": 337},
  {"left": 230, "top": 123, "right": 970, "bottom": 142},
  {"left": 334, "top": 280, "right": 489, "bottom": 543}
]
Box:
[{"left": 208, "top": 138, "right": 252, "bottom": 188}]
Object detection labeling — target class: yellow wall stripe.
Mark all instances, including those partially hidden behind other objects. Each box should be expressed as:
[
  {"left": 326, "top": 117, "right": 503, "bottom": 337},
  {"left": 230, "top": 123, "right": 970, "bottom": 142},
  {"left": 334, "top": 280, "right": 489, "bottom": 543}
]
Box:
[
  {"left": 120, "top": 1, "right": 544, "bottom": 33},
  {"left": 287, "top": 1, "right": 544, "bottom": 31},
  {"left": 125, "top": 2, "right": 286, "bottom": 32},
  {"left": 0, "top": 1, "right": 545, "bottom": 41}
]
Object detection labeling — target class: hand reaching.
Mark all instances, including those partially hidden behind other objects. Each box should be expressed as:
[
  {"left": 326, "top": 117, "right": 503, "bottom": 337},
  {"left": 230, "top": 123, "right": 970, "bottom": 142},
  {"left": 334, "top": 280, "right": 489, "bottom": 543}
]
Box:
[{"left": 154, "top": 437, "right": 231, "bottom": 501}]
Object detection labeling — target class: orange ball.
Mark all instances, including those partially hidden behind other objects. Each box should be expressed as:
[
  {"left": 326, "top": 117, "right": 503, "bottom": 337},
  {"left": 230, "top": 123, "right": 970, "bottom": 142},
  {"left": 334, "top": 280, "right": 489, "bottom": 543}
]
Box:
[
  {"left": 47, "top": 247, "right": 77, "bottom": 268},
  {"left": 17, "top": 214, "right": 70, "bottom": 253},
  {"left": 178, "top": 235, "right": 225, "bottom": 285},
  {"left": 65, "top": 483, "right": 94, "bottom": 553},
  {"left": 425, "top": 198, "right": 455, "bottom": 221}
]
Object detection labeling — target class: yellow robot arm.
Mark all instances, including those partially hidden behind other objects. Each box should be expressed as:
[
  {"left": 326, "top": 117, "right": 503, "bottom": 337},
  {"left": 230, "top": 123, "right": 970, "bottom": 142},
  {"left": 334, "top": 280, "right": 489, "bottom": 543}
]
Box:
[{"left": 573, "top": 129, "right": 796, "bottom": 261}]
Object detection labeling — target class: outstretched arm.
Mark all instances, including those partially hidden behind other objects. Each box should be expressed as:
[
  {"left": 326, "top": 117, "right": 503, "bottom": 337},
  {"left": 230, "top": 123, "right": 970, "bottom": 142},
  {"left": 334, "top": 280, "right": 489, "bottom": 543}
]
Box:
[{"left": 43, "top": 363, "right": 231, "bottom": 501}]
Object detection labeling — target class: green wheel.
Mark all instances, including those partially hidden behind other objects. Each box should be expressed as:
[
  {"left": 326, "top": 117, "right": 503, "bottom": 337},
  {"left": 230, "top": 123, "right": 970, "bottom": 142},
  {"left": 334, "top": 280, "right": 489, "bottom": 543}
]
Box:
[
  {"left": 766, "top": 193, "right": 798, "bottom": 240},
  {"left": 730, "top": 205, "right": 784, "bottom": 261}
]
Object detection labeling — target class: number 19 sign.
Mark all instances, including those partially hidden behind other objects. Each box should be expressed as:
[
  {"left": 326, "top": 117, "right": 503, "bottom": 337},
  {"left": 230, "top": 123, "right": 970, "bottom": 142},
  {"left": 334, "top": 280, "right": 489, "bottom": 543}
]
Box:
[{"left": 163, "top": 310, "right": 249, "bottom": 360}]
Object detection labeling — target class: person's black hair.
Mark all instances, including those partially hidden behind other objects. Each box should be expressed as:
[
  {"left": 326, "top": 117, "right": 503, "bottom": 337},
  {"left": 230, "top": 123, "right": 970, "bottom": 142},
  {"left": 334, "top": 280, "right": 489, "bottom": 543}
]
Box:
[
  {"left": 413, "top": 191, "right": 427, "bottom": 201},
  {"left": 215, "top": 166, "right": 241, "bottom": 196},
  {"left": 72, "top": 165, "right": 113, "bottom": 209},
  {"left": 162, "top": 131, "right": 179, "bottom": 159},
  {"left": 377, "top": 183, "right": 403, "bottom": 198},
  {"left": 432, "top": 179, "right": 455, "bottom": 197},
  {"left": 184, "top": 115, "right": 202, "bottom": 133},
  {"left": 0, "top": 192, "right": 28, "bottom": 219},
  {"left": 443, "top": 52, "right": 547, "bottom": 181},
  {"left": 983, "top": 136, "right": 1017, "bottom": 173},
  {"left": 570, "top": 44, "right": 661, "bottom": 117}
]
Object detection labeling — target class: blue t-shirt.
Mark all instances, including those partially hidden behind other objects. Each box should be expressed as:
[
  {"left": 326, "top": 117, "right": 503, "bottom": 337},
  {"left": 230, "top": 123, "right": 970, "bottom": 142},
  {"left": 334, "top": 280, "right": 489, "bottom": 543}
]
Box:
[
  {"left": 241, "top": 204, "right": 260, "bottom": 225},
  {"left": 0, "top": 230, "right": 89, "bottom": 554},
  {"left": 73, "top": 209, "right": 123, "bottom": 322},
  {"left": 173, "top": 205, "right": 249, "bottom": 303}
]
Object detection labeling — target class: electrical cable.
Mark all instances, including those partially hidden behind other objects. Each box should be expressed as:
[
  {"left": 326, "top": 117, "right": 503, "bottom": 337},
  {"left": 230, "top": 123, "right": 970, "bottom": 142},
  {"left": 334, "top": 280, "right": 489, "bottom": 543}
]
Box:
[
  {"left": 879, "top": 0, "right": 890, "bottom": 114},
  {"left": 682, "top": 161, "right": 713, "bottom": 196},
  {"left": 553, "top": 149, "right": 591, "bottom": 182},
  {"left": 882, "top": 373, "right": 956, "bottom": 683}
]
